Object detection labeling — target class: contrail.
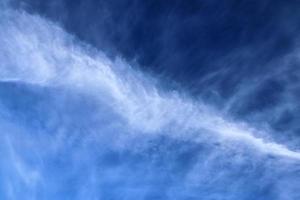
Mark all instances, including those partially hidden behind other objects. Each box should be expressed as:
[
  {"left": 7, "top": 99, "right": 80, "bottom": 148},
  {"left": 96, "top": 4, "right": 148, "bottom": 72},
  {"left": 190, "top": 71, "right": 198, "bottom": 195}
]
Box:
[{"left": 1, "top": 8, "right": 300, "bottom": 161}]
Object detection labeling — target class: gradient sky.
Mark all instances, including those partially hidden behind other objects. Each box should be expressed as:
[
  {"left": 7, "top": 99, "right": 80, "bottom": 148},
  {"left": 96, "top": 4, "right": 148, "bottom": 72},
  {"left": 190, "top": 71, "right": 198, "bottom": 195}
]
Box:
[{"left": 1, "top": 0, "right": 300, "bottom": 199}]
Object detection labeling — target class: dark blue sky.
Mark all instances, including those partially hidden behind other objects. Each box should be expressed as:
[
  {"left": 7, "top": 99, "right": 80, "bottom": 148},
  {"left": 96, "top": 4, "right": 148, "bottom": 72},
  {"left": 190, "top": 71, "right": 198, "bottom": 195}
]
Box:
[
  {"left": 14, "top": 0, "right": 300, "bottom": 81},
  {"left": 13, "top": 0, "right": 300, "bottom": 105}
]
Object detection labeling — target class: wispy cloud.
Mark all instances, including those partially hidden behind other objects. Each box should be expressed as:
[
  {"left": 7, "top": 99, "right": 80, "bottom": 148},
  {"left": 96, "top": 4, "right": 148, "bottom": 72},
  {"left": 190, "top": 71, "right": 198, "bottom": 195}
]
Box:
[
  {"left": 1, "top": 7, "right": 299, "bottom": 160},
  {"left": 1, "top": 4, "right": 300, "bottom": 200}
]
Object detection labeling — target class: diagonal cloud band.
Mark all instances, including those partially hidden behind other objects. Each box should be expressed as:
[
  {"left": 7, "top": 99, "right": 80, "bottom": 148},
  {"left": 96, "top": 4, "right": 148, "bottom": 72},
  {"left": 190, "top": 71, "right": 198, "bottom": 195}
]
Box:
[{"left": 1, "top": 7, "right": 300, "bottom": 161}]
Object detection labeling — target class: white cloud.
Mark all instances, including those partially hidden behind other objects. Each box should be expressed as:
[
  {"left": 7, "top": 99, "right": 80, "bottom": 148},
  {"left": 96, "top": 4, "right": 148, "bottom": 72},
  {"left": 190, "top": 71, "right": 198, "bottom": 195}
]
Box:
[{"left": 0, "top": 7, "right": 300, "bottom": 162}]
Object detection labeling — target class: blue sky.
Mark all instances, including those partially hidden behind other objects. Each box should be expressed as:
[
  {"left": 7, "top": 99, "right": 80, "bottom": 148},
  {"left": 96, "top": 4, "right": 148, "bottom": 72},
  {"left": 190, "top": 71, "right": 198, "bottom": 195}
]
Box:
[{"left": 1, "top": 0, "right": 300, "bottom": 199}]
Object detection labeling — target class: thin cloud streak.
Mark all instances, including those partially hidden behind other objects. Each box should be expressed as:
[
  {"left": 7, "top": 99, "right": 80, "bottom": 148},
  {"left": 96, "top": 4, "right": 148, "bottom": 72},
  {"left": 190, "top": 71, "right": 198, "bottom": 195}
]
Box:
[{"left": 0, "top": 7, "right": 299, "bottom": 161}]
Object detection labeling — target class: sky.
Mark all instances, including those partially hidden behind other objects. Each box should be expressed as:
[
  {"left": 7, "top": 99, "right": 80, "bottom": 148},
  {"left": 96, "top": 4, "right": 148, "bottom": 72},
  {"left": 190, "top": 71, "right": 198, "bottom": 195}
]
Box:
[{"left": 0, "top": 0, "right": 300, "bottom": 199}]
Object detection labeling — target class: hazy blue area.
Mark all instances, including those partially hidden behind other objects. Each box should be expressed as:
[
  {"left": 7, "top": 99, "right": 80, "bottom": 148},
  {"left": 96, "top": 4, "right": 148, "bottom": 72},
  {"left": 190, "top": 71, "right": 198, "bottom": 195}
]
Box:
[{"left": 1, "top": 0, "right": 300, "bottom": 199}]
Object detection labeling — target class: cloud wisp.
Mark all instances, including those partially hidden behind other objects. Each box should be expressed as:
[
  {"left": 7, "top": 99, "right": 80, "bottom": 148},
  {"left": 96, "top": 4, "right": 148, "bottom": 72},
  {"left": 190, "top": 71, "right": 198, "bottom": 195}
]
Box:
[
  {"left": 1, "top": 7, "right": 300, "bottom": 161},
  {"left": 1, "top": 4, "right": 300, "bottom": 200}
]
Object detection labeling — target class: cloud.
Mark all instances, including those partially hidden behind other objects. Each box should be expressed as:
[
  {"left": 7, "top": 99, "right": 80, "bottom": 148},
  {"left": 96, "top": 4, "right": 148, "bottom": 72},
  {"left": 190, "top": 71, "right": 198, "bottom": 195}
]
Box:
[
  {"left": 1, "top": 6, "right": 300, "bottom": 161},
  {"left": 1, "top": 4, "right": 300, "bottom": 200}
]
